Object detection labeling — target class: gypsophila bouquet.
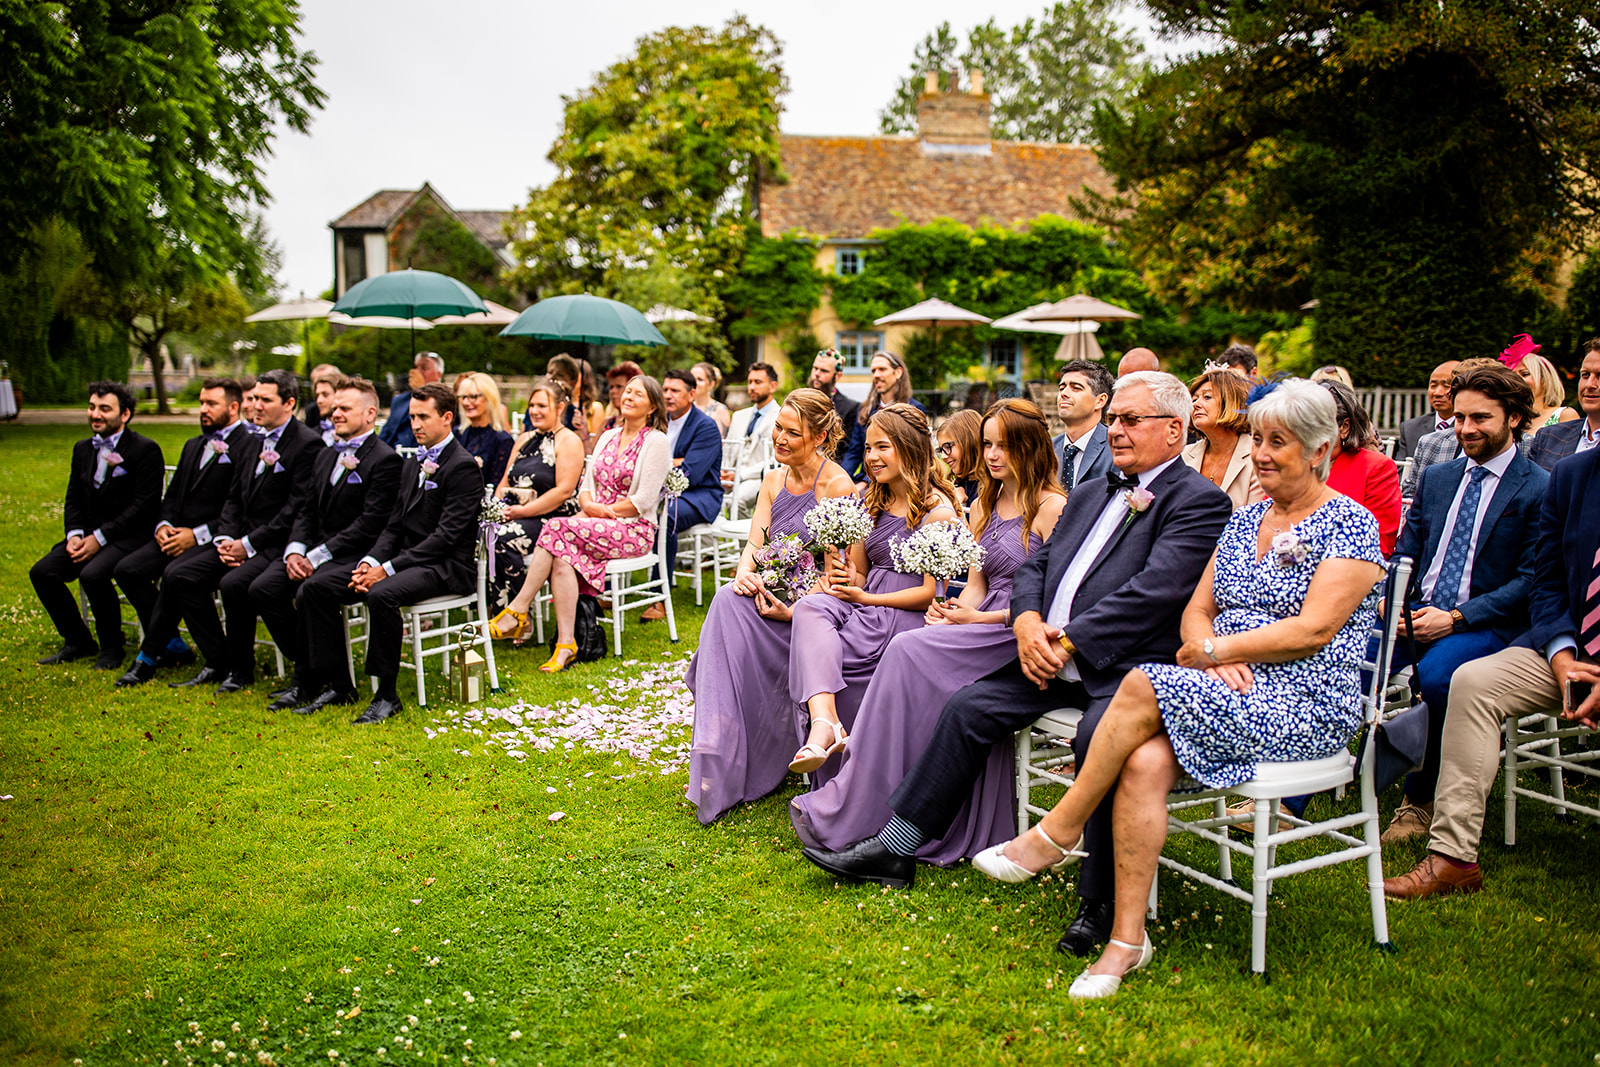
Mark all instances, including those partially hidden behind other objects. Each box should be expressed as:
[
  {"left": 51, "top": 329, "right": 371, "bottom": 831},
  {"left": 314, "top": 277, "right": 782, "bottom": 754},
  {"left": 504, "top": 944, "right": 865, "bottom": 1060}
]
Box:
[
  {"left": 479, "top": 492, "right": 510, "bottom": 530},
  {"left": 890, "top": 520, "right": 986, "bottom": 596},
  {"left": 663, "top": 467, "right": 690, "bottom": 499},
  {"left": 803, "top": 495, "right": 874, "bottom": 552},
  {"left": 750, "top": 532, "right": 818, "bottom": 603}
]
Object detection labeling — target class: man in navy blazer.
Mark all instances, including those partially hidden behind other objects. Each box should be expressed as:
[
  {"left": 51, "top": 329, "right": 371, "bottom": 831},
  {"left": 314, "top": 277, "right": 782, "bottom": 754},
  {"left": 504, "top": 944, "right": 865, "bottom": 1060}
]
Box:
[
  {"left": 378, "top": 351, "right": 444, "bottom": 451},
  {"left": 800, "top": 371, "right": 1232, "bottom": 955},
  {"left": 31, "top": 381, "right": 165, "bottom": 670},
  {"left": 1380, "top": 363, "right": 1549, "bottom": 843},
  {"left": 1385, "top": 441, "right": 1600, "bottom": 899},
  {"left": 651, "top": 369, "right": 724, "bottom": 618},
  {"left": 1050, "top": 360, "right": 1115, "bottom": 491},
  {"left": 1526, "top": 342, "right": 1600, "bottom": 471}
]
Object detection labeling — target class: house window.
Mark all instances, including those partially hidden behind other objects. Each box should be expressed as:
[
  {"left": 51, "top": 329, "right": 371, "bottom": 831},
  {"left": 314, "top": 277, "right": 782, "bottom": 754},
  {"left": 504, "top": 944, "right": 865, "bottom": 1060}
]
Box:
[
  {"left": 836, "top": 248, "right": 862, "bottom": 276},
  {"left": 986, "top": 338, "right": 1019, "bottom": 378},
  {"left": 836, "top": 331, "right": 883, "bottom": 372},
  {"left": 342, "top": 233, "right": 367, "bottom": 290}
]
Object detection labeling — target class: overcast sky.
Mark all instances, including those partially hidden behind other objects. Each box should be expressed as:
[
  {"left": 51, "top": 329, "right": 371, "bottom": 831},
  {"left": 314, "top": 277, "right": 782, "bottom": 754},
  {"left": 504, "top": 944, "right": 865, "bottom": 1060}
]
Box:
[{"left": 261, "top": 0, "right": 1161, "bottom": 297}]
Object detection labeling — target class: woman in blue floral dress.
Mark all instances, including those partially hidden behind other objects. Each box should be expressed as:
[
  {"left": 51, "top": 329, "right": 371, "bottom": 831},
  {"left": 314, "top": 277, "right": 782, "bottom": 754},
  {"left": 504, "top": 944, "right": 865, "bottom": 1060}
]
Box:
[{"left": 968, "top": 381, "right": 1386, "bottom": 1002}]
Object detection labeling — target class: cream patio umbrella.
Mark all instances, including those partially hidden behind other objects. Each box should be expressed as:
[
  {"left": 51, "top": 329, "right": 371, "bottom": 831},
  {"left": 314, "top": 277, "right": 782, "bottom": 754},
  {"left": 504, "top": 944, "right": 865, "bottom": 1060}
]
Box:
[
  {"left": 873, "top": 297, "right": 993, "bottom": 372},
  {"left": 243, "top": 293, "right": 335, "bottom": 373},
  {"left": 1022, "top": 293, "right": 1141, "bottom": 364}
]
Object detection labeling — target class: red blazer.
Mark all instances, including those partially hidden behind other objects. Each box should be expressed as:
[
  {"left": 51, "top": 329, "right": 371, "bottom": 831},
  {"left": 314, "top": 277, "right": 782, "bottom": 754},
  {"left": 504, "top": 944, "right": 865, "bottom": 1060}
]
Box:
[{"left": 1327, "top": 447, "right": 1401, "bottom": 556}]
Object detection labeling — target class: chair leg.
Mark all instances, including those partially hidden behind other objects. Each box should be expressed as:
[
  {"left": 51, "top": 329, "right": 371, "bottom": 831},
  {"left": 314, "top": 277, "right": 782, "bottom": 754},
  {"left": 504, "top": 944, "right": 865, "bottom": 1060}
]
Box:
[
  {"left": 1146, "top": 869, "right": 1159, "bottom": 922},
  {"left": 1215, "top": 796, "right": 1235, "bottom": 885},
  {"left": 611, "top": 577, "right": 623, "bottom": 658},
  {"left": 1504, "top": 718, "right": 1518, "bottom": 846},
  {"left": 478, "top": 589, "right": 501, "bottom": 694},
  {"left": 1546, "top": 716, "right": 1568, "bottom": 817},
  {"left": 1014, "top": 728, "right": 1032, "bottom": 836},
  {"left": 1250, "top": 800, "right": 1272, "bottom": 975},
  {"left": 412, "top": 610, "right": 427, "bottom": 707},
  {"left": 663, "top": 574, "right": 678, "bottom": 644},
  {"left": 1361, "top": 758, "right": 1392, "bottom": 950}
]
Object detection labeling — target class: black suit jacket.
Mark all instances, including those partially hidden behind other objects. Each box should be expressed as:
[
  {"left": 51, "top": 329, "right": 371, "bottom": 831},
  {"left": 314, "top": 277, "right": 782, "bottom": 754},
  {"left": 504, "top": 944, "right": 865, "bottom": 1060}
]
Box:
[
  {"left": 1010, "top": 459, "right": 1233, "bottom": 699},
  {"left": 216, "top": 418, "right": 326, "bottom": 553},
  {"left": 1526, "top": 419, "right": 1592, "bottom": 472},
  {"left": 62, "top": 429, "right": 165, "bottom": 549},
  {"left": 159, "top": 423, "right": 260, "bottom": 532},
  {"left": 1527, "top": 445, "right": 1600, "bottom": 653},
  {"left": 1395, "top": 450, "right": 1548, "bottom": 644},
  {"left": 1396, "top": 413, "right": 1444, "bottom": 462},
  {"left": 289, "top": 434, "right": 402, "bottom": 561},
  {"left": 370, "top": 438, "right": 481, "bottom": 591}
]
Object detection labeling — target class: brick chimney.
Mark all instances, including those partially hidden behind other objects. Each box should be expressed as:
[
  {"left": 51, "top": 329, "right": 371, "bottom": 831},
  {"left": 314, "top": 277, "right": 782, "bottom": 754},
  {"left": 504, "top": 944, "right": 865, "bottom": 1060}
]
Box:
[{"left": 916, "top": 69, "right": 991, "bottom": 149}]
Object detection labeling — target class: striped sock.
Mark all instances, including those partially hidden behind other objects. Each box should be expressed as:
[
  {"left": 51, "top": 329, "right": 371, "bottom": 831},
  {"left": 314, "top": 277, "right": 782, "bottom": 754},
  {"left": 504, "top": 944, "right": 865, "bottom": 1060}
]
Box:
[{"left": 877, "top": 816, "right": 925, "bottom": 857}]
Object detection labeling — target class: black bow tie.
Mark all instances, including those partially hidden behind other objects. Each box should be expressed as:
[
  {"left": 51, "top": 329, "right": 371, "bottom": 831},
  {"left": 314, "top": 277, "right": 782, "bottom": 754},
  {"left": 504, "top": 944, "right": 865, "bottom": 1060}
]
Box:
[{"left": 1106, "top": 471, "right": 1139, "bottom": 494}]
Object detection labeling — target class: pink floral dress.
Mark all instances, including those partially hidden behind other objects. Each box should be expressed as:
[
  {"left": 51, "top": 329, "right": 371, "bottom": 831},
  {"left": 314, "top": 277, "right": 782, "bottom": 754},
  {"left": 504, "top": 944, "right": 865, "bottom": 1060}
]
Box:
[{"left": 535, "top": 426, "right": 658, "bottom": 595}]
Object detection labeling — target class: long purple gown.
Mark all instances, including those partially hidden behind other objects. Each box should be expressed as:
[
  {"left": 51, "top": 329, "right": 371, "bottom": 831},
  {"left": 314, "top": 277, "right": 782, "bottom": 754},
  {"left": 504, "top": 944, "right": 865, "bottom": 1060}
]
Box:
[
  {"left": 791, "top": 514, "right": 1043, "bottom": 865},
  {"left": 684, "top": 474, "right": 820, "bottom": 823},
  {"left": 788, "top": 509, "right": 935, "bottom": 791}
]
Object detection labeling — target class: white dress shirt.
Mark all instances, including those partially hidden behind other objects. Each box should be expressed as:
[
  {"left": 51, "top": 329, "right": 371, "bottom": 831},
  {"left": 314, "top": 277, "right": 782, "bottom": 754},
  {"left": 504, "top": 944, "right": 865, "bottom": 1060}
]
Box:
[
  {"left": 71, "top": 428, "right": 127, "bottom": 546},
  {"left": 667, "top": 409, "right": 689, "bottom": 454},
  {"left": 1577, "top": 417, "right": 1600, "bottom": 454},
  {"left": 1058, "top": 424, "right": 1099, "bottom": 489},
  {"left": 1047, "top": 457, "right": 1179, "bottom": 680},
  {"left": 1418, "top": 441, "right": 1518, "bottom": 603}
]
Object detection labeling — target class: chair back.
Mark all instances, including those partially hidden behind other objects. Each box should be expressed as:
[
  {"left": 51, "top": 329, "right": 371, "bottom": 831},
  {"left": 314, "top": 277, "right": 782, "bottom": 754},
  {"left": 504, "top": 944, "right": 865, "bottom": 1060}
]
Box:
[{"left": 1360, "top": 555, "right": 1413, "bottom": 733}]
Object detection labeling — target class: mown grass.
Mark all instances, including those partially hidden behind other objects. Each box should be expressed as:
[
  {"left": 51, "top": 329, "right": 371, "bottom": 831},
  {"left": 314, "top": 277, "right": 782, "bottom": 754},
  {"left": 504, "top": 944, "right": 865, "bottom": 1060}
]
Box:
[{"left": 1, "top": 420, "right": 1597, "bottom": 1066}]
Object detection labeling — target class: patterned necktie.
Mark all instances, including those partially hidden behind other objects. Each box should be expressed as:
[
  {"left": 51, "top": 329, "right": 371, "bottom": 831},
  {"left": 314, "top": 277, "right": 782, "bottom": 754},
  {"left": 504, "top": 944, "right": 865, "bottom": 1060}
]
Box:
[
  {"left": 1431, "top": 466, "right": 1490, "bottom": 610},
  {"left": 1060, "top": 442, "right": 1081, "bottom": 489},
  {"left": 1582, "top": 544, "right": 1600, "bottom": 658}
]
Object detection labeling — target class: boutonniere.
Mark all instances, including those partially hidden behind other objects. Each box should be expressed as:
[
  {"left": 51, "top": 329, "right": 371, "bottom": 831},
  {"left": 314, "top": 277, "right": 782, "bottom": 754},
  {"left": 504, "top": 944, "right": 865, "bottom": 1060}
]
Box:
[
  {"left": 1120, "top": 486, "right": 1154, "bottom": 529},
  {"left": 337, "top": 452, "right": 363, "bottom": 484},
  {"left": 259, "top": 449, "right": 281, "bottom": 470},
  {"left": 207, "top": 438, "right": 231, "bottom": 462},
  {"left": 421, "top": 459, "right": 439, "bottom": 476},
  {"left": 102, "top": 450, "right": 124, "bottom": 468},
  {"left": 1269, "top": 530, "right": 1309, "bottom": 568}
]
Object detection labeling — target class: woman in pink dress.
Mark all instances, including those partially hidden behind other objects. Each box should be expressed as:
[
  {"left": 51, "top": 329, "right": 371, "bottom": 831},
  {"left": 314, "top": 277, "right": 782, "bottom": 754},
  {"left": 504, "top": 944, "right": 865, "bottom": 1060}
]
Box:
[{"left": 489, "top": 375, "right": 670, "bottom": 672}]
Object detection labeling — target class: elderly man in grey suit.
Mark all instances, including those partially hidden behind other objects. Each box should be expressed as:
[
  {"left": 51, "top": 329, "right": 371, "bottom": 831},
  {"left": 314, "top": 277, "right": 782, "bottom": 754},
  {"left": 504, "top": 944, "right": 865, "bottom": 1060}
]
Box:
[
  {"left": 1052, "top": 360, "right": 1115, "bottom": 491},
  {"left": 1527, "top": 342, "right": 1600, "bottom": 471},
  {"left": 1396, "top": 360, "right": 1461, "bottom": 461}
]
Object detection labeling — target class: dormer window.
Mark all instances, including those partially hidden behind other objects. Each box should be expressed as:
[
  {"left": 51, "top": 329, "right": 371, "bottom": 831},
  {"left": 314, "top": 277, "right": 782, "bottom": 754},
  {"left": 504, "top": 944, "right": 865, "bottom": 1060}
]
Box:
[{"left": 836, "top": 249, "right": 862, "bottom": 276}]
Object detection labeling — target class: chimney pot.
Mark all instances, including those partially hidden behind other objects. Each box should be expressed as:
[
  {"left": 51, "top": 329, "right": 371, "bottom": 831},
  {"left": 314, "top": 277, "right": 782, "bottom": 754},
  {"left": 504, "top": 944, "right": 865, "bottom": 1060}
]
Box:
[
  {"left": 969, "top": 69, "right": 984, "bottom": 95},
  {"left": 924, "top": 70, "right": 939, "bottom": 94}
]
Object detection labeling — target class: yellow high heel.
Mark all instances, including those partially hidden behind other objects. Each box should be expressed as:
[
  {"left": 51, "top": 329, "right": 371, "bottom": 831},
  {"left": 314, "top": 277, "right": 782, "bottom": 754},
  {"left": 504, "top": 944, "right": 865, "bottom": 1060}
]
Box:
[
  {"left": 488, "top": 607, "right": 529, "bottom": 641},
  {"left": 540, "top": 642, "right": 578, "bottom": 673}
]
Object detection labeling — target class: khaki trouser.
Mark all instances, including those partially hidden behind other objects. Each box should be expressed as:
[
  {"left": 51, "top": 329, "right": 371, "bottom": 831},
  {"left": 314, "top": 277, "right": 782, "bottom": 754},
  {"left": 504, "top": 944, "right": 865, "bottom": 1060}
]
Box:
[{"left": 1429, "top": 646, "right": 1563, "bottom": 863}]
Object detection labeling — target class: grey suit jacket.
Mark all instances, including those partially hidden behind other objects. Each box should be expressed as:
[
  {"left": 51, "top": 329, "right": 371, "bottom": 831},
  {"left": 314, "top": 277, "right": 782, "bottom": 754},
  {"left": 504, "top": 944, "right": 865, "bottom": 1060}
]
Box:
[{"left": 1050, "top": 423, "right": 1112, "bottom": 490}]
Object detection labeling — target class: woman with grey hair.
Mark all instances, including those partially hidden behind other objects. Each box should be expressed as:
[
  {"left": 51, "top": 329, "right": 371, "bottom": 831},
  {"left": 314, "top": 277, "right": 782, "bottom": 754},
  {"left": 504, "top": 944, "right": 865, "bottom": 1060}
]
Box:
[{"left": 969, "top": 379, "right": 1386, "bottom": 1001}]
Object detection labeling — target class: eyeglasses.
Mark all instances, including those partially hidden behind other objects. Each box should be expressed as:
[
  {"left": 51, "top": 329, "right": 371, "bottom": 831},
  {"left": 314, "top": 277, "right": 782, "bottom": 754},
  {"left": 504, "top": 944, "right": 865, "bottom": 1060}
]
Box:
[
  {"left": 1106, "top": 412, "right": 1177, "bottom": 428},
  {"left": 935, "top": 442, "right": 954, "bottom": 457},
  {"left": 456, "top": 392, "right": 482, "bottom": 400}
]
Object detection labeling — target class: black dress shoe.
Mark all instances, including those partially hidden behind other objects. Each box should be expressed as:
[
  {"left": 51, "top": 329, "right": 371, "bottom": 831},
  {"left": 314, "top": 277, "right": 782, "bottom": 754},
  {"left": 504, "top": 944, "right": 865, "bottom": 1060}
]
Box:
[
  {"left": 352, "top": 694, "right": 403, "bottom": 725},
  {"left": 214, "top": 673, "right": 253, "bottom": 695},
  {"left": 1055, "top": 898, "right": 1115, "bottom": 957},
  {"left": 267, "top": 684, "right": 310, "bottom": 710},
  {"left": 290, "top": 686, "right": 360, "bottom": 715},
  {"left": 170, "top": 666, "right": 224, "bottom": 688},
  {"left": 157, "top": 647, "right": 197, "bottom": 669},
  {"left": 115, "top": 658, "right": 159, "bottom": 688},
  {"left": 268, "top": 685, "right": 291, "bottom": 700},
  {"left": 92, "top": 648, "right": 126, "bottom": 671},
  {"left": 801, "top": 837, "right": 915, "bottom": 889},
  {"left": 38, "top": 643, "right": 97, "bottom": 665}
]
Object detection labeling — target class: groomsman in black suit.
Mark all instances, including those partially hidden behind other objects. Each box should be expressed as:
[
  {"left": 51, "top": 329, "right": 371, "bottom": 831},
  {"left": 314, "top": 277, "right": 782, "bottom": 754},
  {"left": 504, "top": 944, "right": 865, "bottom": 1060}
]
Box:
[
  {"left": 114, "top": 378, "right": 258, "bottom": 685},
  {"left": 297, "top": 383, "right": 483, "bottom": 723},
  {"left": 800, "top": 371, "right": 1233, "bottom": 957},
  {"left": 31, "top": 382, "right": 165, "bottom": 669},
  {"left": 249, "top": 376, "right": 402, "bottom": 712},
  {"left": 141, "top": 370, "right": 326, "bottom": 693}
]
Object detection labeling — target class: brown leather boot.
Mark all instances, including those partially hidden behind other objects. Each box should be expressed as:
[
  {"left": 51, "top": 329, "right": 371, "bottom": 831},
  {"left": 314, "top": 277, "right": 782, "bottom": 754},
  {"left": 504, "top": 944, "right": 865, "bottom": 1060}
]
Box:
[{"left": 1383, "top": 854, "right": 1483, "bottom": 901}]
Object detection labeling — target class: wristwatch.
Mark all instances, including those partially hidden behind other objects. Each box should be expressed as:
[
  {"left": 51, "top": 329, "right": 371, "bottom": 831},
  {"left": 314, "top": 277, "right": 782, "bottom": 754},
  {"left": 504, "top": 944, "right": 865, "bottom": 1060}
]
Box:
[
  {"left": 1058, "top": 634, "right": 1077, "bottom": 660},
  {"left": 1203, "top": 637, "right": 1218, "bottom": 663},
  {"left": 1449, "top": 609, "right": 1467, "bottom": 633}
]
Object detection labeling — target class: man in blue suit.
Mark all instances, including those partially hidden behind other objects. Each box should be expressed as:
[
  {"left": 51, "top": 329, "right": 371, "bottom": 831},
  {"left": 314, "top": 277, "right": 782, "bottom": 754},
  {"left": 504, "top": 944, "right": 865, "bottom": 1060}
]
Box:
[
  {"left": 799, "top": 371, "right": 1232, "bottom": 956},
  {"left": 1385, "top": 440, "right": 1600, "bottom": 899},
  {"left": 378, "top": 351, "right": 444, "bottom": 451},
  {"left": 1527, "top": 342, "right": 1600, "bottom": 471},
  {"left": 649, "top": 369, "right": 723, "bottom": 620},
  {"left": 1051, "top": 360, "right": 1114, "bottom": 491},
  {"left": 1380, "top": 362, "right": 1549, "bottom": 844}
]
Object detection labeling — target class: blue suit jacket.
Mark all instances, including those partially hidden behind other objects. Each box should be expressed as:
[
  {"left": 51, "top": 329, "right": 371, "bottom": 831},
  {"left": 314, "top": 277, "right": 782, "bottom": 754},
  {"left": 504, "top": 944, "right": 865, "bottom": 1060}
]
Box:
[
  {"left": 1526, "top": 419, "right": 1590, "bottom": 472},
  {"left": 1527, "top": 446, "right": 1600, "bottom": 653},
  {"left": 1051, "top": 423, "right": 1113, "bottom": 489},
  {"left": 1394, "top": 449, "right": 1549, "bottom": 643},
  {"left": 1009, "top": 460, "right": 1233, "bottom": 699},
  {"left": 673, "top": 403, "right": 724, "bottom": 526},
  {"left": 379, "top": 391, "right": 417, "bottom": 450}
]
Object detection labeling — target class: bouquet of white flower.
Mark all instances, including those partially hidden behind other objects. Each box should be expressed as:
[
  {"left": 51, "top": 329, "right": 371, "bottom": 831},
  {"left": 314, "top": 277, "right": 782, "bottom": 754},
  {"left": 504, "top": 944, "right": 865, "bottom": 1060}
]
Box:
[
  {"left": 803, "top": 495, "right": 875, "bottom": 552},
  {"left": 889, "top": 520, "right": 986, "bottom": 597},
  {"left": 750, "top": 532, "right": 818, "bottom": 603},
  {"left": 662, "top": 467, "right": 690, "bottom": 499}
]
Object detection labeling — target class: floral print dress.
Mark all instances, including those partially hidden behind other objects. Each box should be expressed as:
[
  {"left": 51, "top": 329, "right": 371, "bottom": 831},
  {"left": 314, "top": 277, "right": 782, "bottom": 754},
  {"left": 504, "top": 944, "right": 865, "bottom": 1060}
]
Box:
[
  {"left": 535, "top": 426, "right": 658, "bottom": 596},
  {"left": 489, "top": 431, "right": 580, "bottom": 611}
]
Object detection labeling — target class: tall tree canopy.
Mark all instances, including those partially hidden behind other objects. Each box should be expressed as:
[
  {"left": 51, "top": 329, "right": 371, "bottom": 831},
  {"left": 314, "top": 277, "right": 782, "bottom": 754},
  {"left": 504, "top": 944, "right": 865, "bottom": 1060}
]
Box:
[
  {"left": 505, "top": 15, "right": 787, "bottom": 335},
  {"left": 879, "top": 1, "right": 1146, "bottom": 143},
  {"left": 1090, "top": 0, "right": 1600, "bottom": 384}
]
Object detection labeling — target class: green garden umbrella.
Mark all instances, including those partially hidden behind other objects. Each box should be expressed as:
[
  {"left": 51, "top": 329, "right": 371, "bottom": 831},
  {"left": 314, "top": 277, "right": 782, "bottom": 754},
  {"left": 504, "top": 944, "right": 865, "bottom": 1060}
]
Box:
[
  {"left": 331, "top": 269, "right": 487, "bottom": 363},
  {"left": 499, "top": 294, "right": 667, "bottom": 346}
]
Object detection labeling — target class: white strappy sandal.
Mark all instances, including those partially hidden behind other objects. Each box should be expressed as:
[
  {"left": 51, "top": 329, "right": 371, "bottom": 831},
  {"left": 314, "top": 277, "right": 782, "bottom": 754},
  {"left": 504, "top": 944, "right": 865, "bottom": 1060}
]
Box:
[
  {"left": 789, "top": 718, "right": 847, "bottom": 774},
  {"left": 1068, "top": 934, "right": 1155, "bottom": 1000},
  {"left": 971, "top": 823, "right": 1088, "bottom": 883}
]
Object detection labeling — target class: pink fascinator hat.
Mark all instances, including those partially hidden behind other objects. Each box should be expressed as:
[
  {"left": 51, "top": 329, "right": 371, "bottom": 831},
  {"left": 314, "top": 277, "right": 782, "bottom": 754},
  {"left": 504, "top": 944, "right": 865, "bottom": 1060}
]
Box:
[{"left": 1499, "top": 333, "right": 1540, "bottom": 369}]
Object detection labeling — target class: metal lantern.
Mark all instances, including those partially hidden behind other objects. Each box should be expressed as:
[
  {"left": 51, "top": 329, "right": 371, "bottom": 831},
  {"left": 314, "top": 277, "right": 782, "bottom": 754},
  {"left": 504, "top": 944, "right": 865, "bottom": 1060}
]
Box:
[{"left": 451, "top": 624, "right": 487, "bottom": 704}]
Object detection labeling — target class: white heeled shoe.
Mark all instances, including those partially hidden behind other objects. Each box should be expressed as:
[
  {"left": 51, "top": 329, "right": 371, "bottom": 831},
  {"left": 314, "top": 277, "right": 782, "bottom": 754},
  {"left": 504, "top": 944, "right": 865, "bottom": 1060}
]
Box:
[
  {"left": 971, "top": 823, "right": 1087, "bottom": 883},
  {"left": 789, "top": 718, "right": 848, "bottom": 774},
  {"left": 1068, "top": 934, "right": 1156, "bottom": 1000}
]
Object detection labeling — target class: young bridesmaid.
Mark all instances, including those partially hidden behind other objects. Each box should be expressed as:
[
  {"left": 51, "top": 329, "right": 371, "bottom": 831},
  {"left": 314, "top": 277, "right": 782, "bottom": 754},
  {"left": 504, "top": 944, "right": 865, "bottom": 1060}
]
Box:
[
  {"left": 791, "top": 399, "right": 1067, "bottom": 861},
  {"left": 684, "top": 389, "right": 856, "bottom": 824},
  {"left": 787, "top": 404, "right": 961, "bottom": 788}
]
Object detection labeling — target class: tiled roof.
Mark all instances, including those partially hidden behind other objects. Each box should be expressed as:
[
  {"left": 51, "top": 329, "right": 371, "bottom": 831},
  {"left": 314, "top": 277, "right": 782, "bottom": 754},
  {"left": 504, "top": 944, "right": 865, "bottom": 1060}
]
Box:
[
  {"left": 330, "top": 189, "right": 418, "bottom": 230},
  {"left": 456, "top": 210, "right": 511, "bottom": 249},
  {"left": 758, "top": 134, "right": 1115, "bottom": 238}
]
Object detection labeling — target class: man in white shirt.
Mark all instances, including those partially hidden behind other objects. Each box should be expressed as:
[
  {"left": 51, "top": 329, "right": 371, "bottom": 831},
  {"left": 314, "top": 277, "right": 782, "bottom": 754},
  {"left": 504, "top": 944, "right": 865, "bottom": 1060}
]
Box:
[{"left": 723, "top": 362, "right": 780, "bottom": 517}]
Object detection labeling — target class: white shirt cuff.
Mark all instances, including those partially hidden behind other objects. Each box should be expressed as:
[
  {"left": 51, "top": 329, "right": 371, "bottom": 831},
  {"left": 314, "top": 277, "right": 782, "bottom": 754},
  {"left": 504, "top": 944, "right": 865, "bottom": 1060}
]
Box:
[
  {"left": 241, "top": 536, "right": 256, "bottom": 558},
  {"left": 155, "top": 520, "right": 173, "bottom": 533},
  {"left": 193, "top": 524, "right": 212, "bottom": 546},
  {"left": 92, "top": 529, "right": 107, "bottom": 547},
  {"left": 1546, "top": 635, "right": 1578, "bottom": 663},
  {"left": 66, "top": 529, "right": 83, "bottom": 541},
  {"left": 285, "top": 541, "right": 307, "bottom": 560},
  {"left": 360, "top": 555, "right": 380, "bottom": 570},
  {"left": 382, "top": 561, "right": 395, "bottom": 577},
  {"left": 307, "top": 544, "right": 332, "bottom": 569}
]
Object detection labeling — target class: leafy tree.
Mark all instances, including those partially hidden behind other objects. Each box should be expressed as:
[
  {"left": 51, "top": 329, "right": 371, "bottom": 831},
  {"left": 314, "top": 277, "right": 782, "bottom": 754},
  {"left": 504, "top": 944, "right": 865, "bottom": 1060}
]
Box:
[
  {"left": 504, "top": 16, "right": 787, "bottom": 328},
  {"left": 0, "top": 220, "right": 124, "bottom": 404},
  {"left": 878, "top": 1, "right": 1146, "bottom": 144},
  {"left": 171, "top": 215, "right": 297, "bottom": 377},
  {"left": 1090, "top": 0, "right": 1600, "bottom": 386},
  {"left": 607, "top": 252, "right": 730, "bottom": 378},
  {"left": 723, "top": 231, "right": 825, "bottom": 344}
]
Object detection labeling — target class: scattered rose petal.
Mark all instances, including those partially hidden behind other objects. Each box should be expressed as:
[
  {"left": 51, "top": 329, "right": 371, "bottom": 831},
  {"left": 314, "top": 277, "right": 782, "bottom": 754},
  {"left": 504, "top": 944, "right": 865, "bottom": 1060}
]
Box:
[{"left": 549, "top": 811, "right": 566, "bottom": 822}]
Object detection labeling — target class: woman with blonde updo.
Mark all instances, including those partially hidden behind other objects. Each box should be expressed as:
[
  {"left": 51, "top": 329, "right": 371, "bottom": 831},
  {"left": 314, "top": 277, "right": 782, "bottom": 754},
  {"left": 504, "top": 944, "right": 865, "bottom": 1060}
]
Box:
[{"left": 685, "top": 388, "right": 858, "bottom": 823}]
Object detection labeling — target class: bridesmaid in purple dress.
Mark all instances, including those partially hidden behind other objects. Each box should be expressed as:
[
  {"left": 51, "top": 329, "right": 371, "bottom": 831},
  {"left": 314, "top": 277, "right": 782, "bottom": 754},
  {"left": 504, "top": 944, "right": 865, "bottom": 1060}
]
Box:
[
  {"left": 685, "top": 390, "right": 856, "bottom": 824},
  {"left": 792, "top": 399, "right": 1068, "bottom": 863},
  {"left": 788, "top": 404, "right": 962, "bottom": 788}
]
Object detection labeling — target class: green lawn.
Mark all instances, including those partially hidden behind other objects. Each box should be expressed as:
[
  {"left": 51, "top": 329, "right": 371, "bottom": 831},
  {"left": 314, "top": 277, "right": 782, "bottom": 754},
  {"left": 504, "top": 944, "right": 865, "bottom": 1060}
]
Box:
[{"left": 0, "top": 420, "right": 1596, "bottom": 1066}]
